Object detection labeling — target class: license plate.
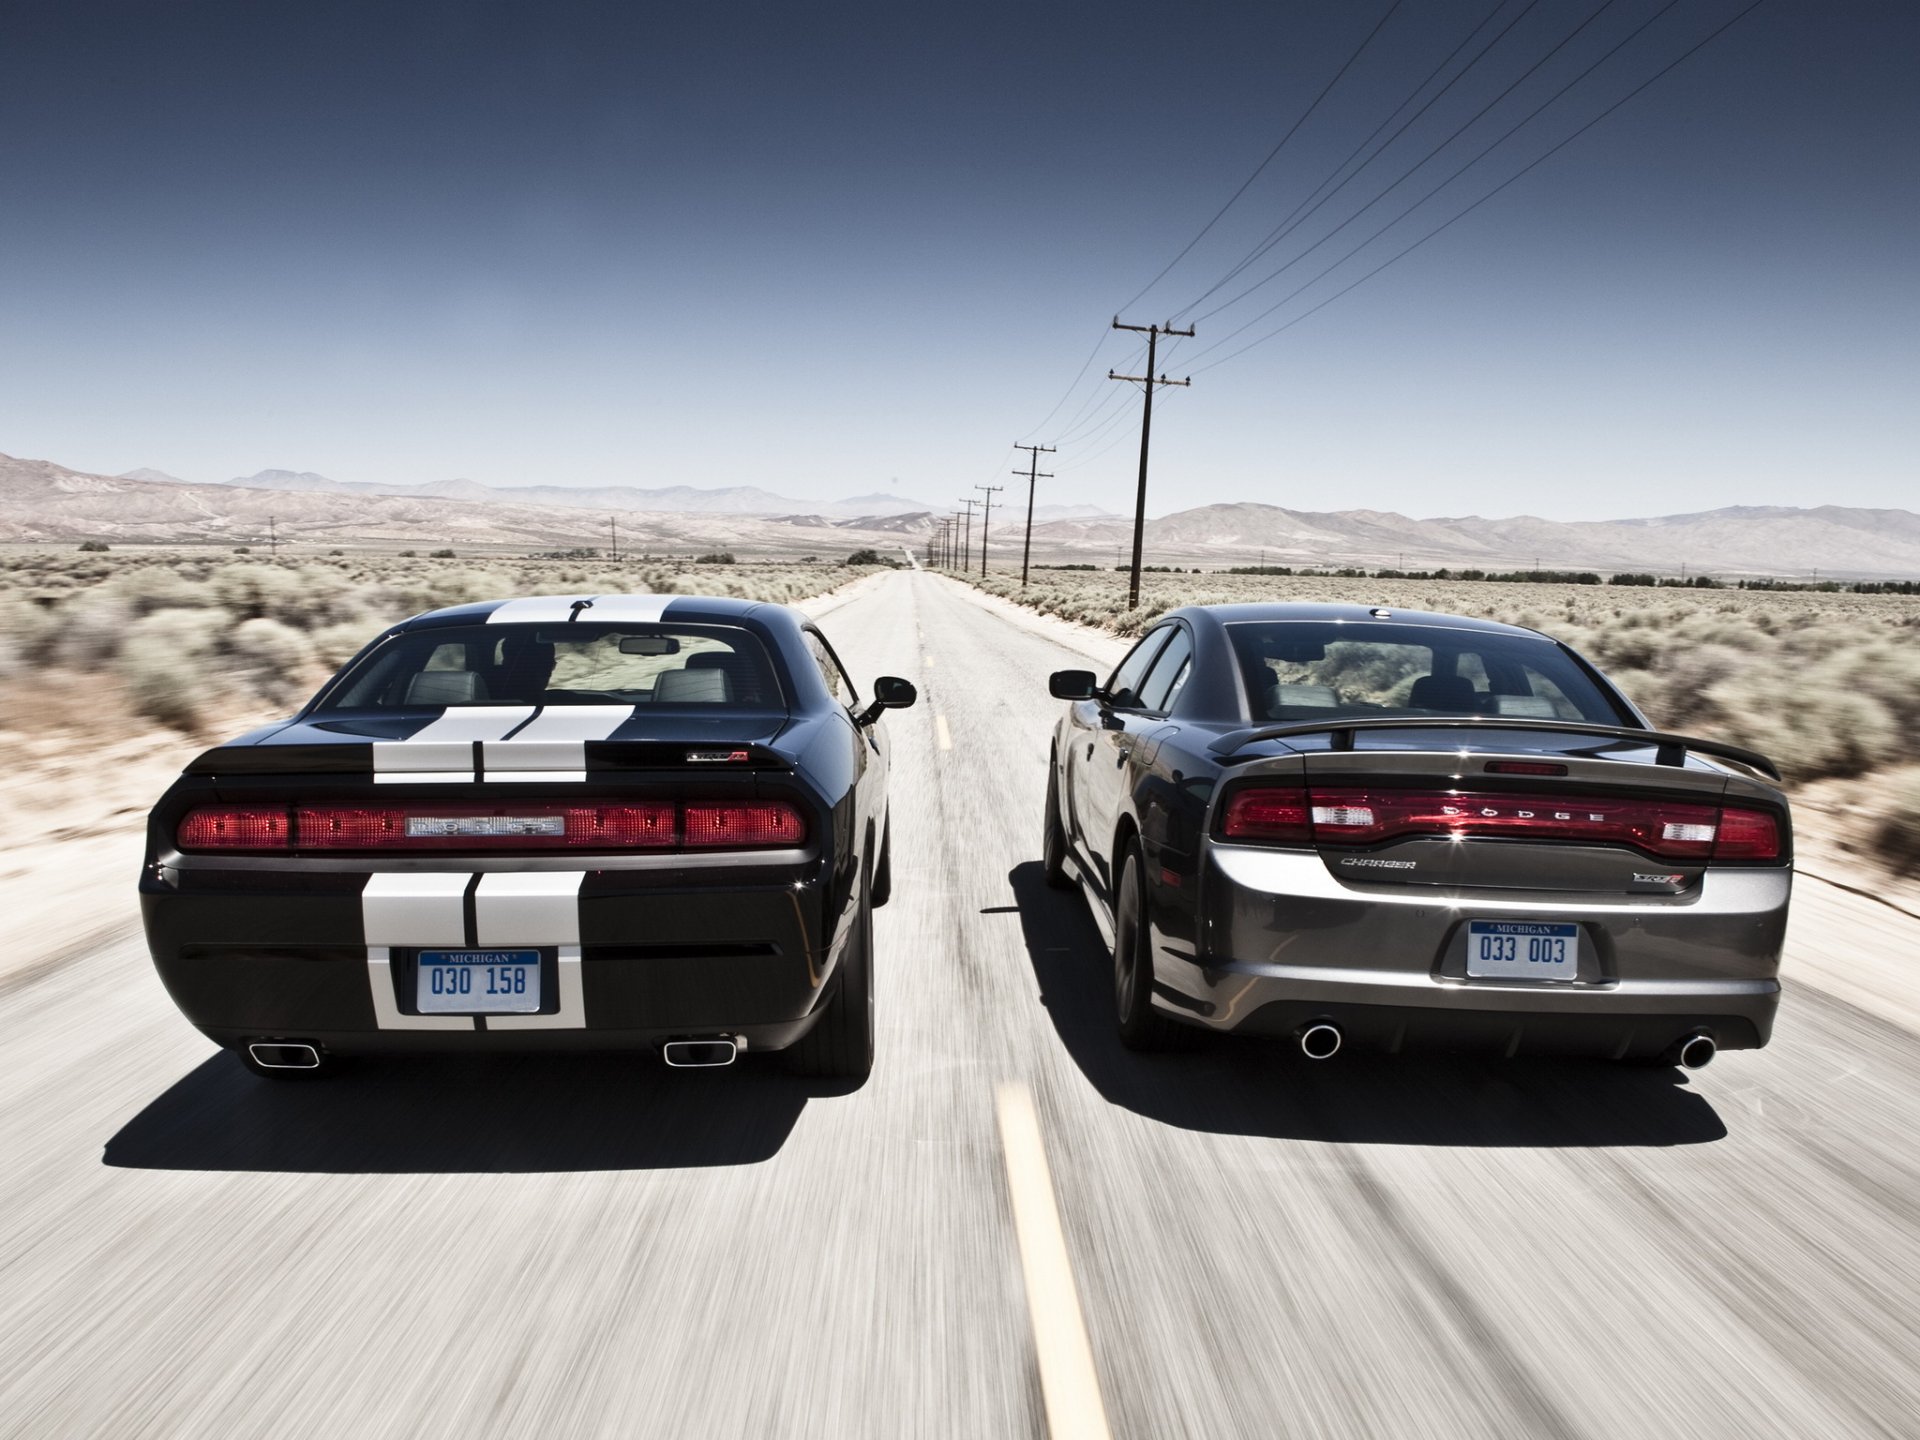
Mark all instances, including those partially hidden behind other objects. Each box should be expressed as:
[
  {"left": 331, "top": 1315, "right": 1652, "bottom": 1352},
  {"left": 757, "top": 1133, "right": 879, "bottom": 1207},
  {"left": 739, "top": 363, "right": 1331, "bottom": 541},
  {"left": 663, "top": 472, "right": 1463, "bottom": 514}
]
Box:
[
  {"left": 416, "top": 950, "right": 541, "bottom": 1013},
  {"left": 1465, "top": 921, "right": 1580, "bottom": 981}
]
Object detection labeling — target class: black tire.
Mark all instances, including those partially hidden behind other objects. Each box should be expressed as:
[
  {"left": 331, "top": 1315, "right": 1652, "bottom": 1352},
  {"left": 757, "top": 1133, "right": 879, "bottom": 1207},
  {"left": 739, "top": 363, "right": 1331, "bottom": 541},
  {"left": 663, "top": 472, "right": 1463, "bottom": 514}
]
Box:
[
  {"left": 871, "top": 819, "right": 893, "bottom": 908},
  {"left": 237, "top": 1045, "right": 342, "bottom": 1081},
  {"left": 789, "top": 858, "right": 875, "bottom": 1080},
  {"left": 1113, "top": 842, "right": 1196, "bottom": 1052},
  {"left": 1042, "top": 761, "right": 1073, "bottom": 890}
]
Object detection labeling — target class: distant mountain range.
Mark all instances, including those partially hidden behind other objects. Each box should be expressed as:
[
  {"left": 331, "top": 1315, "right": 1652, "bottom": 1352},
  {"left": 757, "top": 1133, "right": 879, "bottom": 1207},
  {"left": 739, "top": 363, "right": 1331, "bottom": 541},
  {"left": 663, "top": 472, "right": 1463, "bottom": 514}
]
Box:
[
  {"left": 113, "top": 466, "right": 1116, "bottom": 525},
  {"left": 0, "top": 451, "right": 1906, "bottom": 576}
]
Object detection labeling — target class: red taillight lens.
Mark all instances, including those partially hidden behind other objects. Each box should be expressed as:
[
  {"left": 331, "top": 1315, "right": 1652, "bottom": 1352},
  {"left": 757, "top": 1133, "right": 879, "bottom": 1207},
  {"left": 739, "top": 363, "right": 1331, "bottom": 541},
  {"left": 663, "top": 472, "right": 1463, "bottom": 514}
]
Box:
[
  {"left": 1713, "top": 806, "right": 1781, "bottom": 861},
  {"left": 177, "top": 807, "right": 291, "bottom": 851},
  {"left": 682, "top": 802, "right": 806, "bottom": 848},
  {"left": 1215, "top": 785, "right": 1784, "bottom": 864},
  {"left": 175, "top": 802, "right": 804, "bottom": 853},
  {"left": 294, "top": 804, "right": 678, "bottom": 850},
  {"left": 1221, "top": 787, "right": 1313, "bottom": 844},
  {"left": 1306, "top": 788, "right": 1723, "bottom": 859}
]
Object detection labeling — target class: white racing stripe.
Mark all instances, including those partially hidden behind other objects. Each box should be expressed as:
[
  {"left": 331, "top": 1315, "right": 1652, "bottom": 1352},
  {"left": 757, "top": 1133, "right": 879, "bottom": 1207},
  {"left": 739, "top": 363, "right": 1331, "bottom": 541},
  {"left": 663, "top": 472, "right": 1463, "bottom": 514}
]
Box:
[
  {"left": 483, "top": 705, "right": 632, "bottom": 782},
  {"left": 575, "top": 594, "right": 679, "bottom": 623},
  {"left": 479, "top": 872, "right": 587, "bottom": 1028},
  {"left": 362, "top": 873, "right": 476, "bottom": 1031},
  {"left": 485, "top": 595, "right": 595, "bottom": 625},
  {"left": 360, "top": 871, "right": 590, "bottom": 1030},
  {"left": 373, "top": 705, "right": 536, "bottom": 784},
  {"left": 473, "top": 871, "right": 583, "bottom": 945}
]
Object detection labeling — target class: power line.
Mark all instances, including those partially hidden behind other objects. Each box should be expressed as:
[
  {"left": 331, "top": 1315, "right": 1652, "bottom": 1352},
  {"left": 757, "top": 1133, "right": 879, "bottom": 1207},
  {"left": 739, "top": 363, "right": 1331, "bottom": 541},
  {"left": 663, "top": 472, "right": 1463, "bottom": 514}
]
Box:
[
  {"left": 1191, "top": 0, "right": 1631, "bottom": 330},
  {"left": 1191, "top": 0, "right": 1768, "bottom": 375},
  {"left": 1176, "top": 0, "right": 1532, "bottom": 317},
  {"left": 1114, "top": 0, "right": 1407, "bottom": 315}
]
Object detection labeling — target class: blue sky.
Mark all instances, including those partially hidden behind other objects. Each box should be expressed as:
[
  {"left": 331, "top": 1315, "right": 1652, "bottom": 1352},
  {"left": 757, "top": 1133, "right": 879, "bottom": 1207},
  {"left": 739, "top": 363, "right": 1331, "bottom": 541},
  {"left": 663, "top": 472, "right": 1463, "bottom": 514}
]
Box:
[{"left": 1, "top": 1, "right": 1913, "bottom": 519}]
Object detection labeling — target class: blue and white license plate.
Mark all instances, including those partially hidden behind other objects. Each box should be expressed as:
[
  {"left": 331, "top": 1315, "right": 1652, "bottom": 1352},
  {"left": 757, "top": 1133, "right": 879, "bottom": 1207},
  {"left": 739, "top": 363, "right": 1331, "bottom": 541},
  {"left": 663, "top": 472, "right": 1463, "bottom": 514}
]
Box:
[
  {"left": 1465, "top": 921, "right": 1580, "bottom": 981},
  {"left": 416, "top": 950, "right": 541, "bottom": 1013}
]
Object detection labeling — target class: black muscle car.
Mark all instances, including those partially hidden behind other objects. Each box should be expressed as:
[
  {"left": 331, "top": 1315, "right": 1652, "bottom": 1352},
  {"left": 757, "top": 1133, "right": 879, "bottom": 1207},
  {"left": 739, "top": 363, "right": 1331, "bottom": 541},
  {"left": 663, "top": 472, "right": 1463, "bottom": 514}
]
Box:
[
  {"left": 140, "top": 593, "right": 914, "bottom": 1080},
  {"left": 1043, "top": 603, "right": 1790, "bottom": 1067}
]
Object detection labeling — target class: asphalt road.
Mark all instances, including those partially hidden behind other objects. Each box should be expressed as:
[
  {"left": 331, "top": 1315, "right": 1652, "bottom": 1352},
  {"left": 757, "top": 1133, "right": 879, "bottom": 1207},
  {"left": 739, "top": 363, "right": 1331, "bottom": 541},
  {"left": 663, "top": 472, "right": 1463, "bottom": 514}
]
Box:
[{"left": 5, "top": 568, "right": 1920, "bottom": 1439}]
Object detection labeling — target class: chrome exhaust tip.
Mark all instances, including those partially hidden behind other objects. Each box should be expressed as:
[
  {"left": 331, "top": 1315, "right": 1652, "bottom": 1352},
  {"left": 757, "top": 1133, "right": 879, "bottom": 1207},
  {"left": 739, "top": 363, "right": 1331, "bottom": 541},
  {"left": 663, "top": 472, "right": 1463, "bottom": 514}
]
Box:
[
  {"left": 1298, "top": 1023, "right": 1343, "bottom": 1061},
  {"left": 662, "top": 1038, "right": 739, "bottom": 1068},
  {"left": 247, "top": 1042, "right": 322, "bottom": 1070},
  {"left": 1677, "top": 1034, "right": 1717, "bottom": 1071}
]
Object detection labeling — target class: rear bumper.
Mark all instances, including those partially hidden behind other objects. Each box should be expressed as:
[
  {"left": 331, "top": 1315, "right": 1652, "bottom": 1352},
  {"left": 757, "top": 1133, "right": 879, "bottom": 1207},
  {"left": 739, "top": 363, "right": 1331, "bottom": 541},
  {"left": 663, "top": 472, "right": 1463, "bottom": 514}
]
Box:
[
  {"left": 140, "top": 852, "right": 851, "bottom": 1056},
  {"left": 1158, "top": 845, "right": 1788, "bottom": 1056}
]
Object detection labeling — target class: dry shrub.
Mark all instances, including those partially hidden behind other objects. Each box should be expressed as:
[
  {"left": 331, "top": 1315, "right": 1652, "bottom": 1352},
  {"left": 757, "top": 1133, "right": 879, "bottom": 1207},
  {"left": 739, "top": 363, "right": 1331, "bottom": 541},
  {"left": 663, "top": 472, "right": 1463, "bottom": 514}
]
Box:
[
  {"left": 113, "top": 608, "right": 232, "bottom": 729},
  {"left": 1874, "top": 769, "right": 1920, "bottom": 877}
]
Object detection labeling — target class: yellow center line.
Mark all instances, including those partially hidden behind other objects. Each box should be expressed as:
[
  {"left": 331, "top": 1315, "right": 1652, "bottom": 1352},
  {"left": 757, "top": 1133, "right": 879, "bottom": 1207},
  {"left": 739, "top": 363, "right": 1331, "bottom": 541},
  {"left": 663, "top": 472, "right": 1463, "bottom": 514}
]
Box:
[
  {"left": 936, "top": 714, "right": 952, "bottom": 751},
  {"left": 924, "top": 653, "right": 936, "bottom": 668},
  {"left": 995, "top": 1082, "right": 1113, "bottom": 1440}
]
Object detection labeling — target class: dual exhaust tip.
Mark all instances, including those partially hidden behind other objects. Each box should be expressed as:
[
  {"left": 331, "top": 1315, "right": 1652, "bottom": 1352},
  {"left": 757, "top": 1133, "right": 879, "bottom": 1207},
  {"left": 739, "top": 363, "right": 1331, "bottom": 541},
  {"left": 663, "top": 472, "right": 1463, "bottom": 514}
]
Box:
[
  {"left": 1289, "top": 1025, "right": 1717, "bottom": 1069},
  {"left": 248, "top": 1041, "right": 322, "bottom": 1069},
  {"left": 662, "top": 1037, "right": 739, "bottom": 1068}
]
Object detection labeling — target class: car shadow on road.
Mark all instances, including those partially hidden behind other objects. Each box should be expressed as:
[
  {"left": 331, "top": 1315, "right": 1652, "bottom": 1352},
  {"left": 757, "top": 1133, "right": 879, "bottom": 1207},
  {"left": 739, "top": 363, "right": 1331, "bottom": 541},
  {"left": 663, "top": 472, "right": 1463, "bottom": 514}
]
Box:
[
  {"left": 1007, "top": 862, "right": 1727, "bottom": 1148},
  {"left": 103, "top": 1054, "right": 853, "bottom": 1173}
]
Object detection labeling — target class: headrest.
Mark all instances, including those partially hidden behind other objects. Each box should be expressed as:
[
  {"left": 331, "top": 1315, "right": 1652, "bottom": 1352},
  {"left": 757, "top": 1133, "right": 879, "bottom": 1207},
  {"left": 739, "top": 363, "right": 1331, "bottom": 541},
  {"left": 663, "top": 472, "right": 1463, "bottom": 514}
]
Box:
[
  {"left": 653, "top": 668, "right": 731, "bottom": 704},
  {"left": 406, "top": 671, "right": 487, "bottom": 705},
  {"left": 1408, "top": 675, "right": 1477, "bottom": 712}
]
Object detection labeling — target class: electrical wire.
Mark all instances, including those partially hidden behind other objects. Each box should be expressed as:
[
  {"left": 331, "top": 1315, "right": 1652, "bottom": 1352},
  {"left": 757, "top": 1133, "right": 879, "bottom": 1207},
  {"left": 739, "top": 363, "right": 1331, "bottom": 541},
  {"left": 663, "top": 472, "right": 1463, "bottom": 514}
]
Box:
[
  {"left": 1190, "top": 0, "right": 1768, "bottom": 375},
  {"left": 1111, "top": 0, "right": 1406, "bottom": 316},
  {"left": 1175, "top": 0, "right": 1529, "bottom": 318},
  {"left": 1192, "top": 0, "right": 1630, "bottom": 329}
]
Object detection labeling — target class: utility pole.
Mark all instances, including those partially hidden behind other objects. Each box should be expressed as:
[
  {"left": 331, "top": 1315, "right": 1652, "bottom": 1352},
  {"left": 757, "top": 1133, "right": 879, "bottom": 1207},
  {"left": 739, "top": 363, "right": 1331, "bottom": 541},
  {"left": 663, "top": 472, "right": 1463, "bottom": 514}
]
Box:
[
  {"left": 958, "top": 499, "right": 979, "bottom": 572},
  {"left": 1109, "top": 318, "right": 1193, "bottom": 609},
  {"left": 268, "top": 514, "right": 278, "bottom": 559},
  {"left": 975, "top": 484, "right": 1003, "bottom": 577},
  {"left": 1013, "top": 444, "right": 1054, "bottom": 587},
  {"left": 610, "top": 515, "right": 619, "bottom": 562}
]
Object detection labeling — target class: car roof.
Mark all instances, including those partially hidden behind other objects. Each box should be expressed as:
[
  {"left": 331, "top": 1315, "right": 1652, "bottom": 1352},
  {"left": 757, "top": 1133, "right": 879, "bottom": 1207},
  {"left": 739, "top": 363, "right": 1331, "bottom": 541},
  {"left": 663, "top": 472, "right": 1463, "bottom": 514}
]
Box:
[
  {"left": 400, "top": 593, "right": 796, "bottom": 632},
  {"left": 1165, "top": 601, "right": 1546, "bottom": 640}
]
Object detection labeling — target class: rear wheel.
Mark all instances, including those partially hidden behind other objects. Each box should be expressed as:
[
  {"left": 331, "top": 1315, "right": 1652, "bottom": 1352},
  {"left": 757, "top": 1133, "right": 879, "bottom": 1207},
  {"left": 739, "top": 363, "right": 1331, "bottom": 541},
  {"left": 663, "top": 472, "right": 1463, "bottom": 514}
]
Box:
[
  {"left": 1042, "top": 761, "right": 1072, "bottom": 890},
  {"left": 1113, "top": 842, "right": 1194, "bottom": 1051},
  {"left": 789, "top": 859, "right": 875, "bottom": 1080}
]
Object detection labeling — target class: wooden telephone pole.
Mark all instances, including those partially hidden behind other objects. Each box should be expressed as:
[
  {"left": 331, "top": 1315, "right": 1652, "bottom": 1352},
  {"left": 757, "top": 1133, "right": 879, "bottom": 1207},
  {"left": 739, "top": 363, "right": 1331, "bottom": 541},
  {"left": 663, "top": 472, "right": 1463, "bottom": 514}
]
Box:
[
  {"left": 1013, "top": 444, "right": 1054, "bottom": 587},
  {"left": 974, "top": 484, "right": 1003, "bottom": 576},
  {"left": 957, "top": 499, "right": 979, "bottom": 571},
  {"left": 1109, "top": 318, "right": 1193, "bottom": 609}
]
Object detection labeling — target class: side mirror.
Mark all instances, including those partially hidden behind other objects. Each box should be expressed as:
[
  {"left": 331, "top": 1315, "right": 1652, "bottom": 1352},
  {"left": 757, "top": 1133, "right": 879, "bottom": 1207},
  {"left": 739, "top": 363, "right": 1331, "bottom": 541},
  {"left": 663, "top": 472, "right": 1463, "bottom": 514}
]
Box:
[
  {"left": 1049, "top": 669, "right": 1099, "bottom": 701},
  {"left": 856, "top": 675, "right": 917, "bottom": 727}
]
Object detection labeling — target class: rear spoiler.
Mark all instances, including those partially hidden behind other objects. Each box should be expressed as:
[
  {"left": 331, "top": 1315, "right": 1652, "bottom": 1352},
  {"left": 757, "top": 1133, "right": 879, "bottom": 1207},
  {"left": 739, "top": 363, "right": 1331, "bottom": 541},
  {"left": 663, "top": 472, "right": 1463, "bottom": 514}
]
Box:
[{"left": 1206, "top": 716, "right": 1781, "bottom": 782}]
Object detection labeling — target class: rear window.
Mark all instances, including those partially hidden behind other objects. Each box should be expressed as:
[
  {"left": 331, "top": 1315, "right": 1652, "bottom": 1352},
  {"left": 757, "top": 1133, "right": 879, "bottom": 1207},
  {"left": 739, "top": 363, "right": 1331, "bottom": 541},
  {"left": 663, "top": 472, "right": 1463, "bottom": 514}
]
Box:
[
  {"left": 1224, "top": 621, "right": 1624, "bottom": 725},
  {"left": 317, "top": 623, "right": 784, "bottom": 711}
]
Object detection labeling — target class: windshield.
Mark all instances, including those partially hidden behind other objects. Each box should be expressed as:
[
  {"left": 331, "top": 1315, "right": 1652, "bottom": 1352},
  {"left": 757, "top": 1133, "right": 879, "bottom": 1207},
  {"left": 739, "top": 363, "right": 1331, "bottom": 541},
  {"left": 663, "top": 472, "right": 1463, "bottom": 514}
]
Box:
[
  {"left": 1224, "top": 621, "right": 1626, "bottom": 725},
  {"left": 316, "top": 623, "right": 784, "bottom": 711}
]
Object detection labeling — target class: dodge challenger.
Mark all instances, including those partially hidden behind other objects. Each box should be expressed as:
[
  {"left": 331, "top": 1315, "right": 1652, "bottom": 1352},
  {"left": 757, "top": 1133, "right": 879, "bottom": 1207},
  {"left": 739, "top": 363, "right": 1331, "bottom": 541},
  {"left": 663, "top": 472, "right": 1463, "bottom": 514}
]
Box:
[{"left": 141, "top": 593, "right": 914, "bottom": 1080}]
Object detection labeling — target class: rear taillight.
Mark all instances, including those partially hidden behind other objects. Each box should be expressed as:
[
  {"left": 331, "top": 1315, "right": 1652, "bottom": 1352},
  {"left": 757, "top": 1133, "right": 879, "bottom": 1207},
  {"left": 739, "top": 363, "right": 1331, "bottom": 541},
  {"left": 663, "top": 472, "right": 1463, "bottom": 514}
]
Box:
[
  {"left": 176, "top": 807, "right": 291, "bottom": 850},
  {"left": 1713, "top": 806, "right": 1782, "bottom": 861},
  {"left": 1215, "top": 785, "right": 1784, "bottom": 863},
  {"left": 1220, "top": 787, "right": 1313, "bottom": 844},
  {"left": 295, "top": 804, "right": 679, "bottom": 850},
  {"left": 683, "top": 803, "right": 807, "bottom": 848},
  {"left": 176, "top": 801, "right": 807, "bottom": 853},
  {"left": 1306, "top": 788, "right": 1725, "bottom": 860}
]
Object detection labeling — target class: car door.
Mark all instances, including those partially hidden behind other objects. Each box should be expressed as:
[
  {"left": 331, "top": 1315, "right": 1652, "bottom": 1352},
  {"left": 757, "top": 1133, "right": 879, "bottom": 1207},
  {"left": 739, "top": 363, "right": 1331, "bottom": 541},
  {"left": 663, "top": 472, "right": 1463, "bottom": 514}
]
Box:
[
  {"left": 802, "top": 624, "right": 879, "bottom": 865},
  {"left": 1069, "top": 626, "right": 1173, "bottom": 895}
]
